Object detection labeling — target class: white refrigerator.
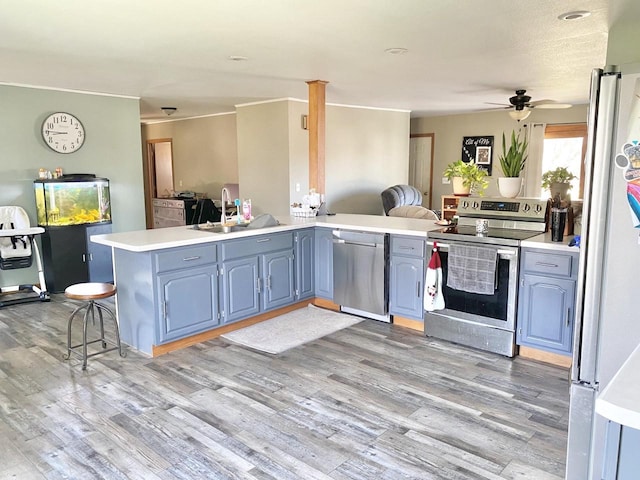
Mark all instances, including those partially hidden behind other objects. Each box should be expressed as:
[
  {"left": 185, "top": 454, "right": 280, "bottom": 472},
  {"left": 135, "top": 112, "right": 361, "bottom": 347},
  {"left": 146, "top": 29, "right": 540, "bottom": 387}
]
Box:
[{"left": 566, "top": 64, "right": 640, "bottom": 479}]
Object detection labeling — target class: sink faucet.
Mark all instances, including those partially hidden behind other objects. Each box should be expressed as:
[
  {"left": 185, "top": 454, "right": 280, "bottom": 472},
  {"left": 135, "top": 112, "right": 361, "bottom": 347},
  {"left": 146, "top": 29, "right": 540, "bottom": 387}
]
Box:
[{"left": 221, "top": 187, "right": 230, "bottom": 223}]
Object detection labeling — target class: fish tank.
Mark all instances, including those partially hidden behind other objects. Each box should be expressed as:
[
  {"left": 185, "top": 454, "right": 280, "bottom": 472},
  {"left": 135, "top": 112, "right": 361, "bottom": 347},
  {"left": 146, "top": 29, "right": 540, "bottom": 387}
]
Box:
[{"left": 34, "top": 174, "right": 111, "bottom": 226}]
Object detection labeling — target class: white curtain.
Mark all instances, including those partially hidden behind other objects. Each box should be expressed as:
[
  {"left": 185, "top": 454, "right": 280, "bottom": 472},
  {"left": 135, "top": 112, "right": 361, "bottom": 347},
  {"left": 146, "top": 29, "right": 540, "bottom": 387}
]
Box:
[{"left": 522, "top": 123, "right": 546, "bottom": 198}]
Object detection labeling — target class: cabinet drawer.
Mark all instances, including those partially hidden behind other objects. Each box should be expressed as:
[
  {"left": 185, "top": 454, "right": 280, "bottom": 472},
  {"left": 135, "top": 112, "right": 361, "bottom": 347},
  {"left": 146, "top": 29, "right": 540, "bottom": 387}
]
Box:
[
  {"left": 222, "top": 232, "right": 293, "bottom": 260},
  {"left": 155, "top": 244, "right": 217, "bottom": 273},
  {"left": 522, "top": 251, "right": 573, "bottom": 277},
  {"left": 391, "top": 236, "right": 425, "bottom": 257},
  {"left": 153, "top": 198, "right": 184, "bottom": 209}
]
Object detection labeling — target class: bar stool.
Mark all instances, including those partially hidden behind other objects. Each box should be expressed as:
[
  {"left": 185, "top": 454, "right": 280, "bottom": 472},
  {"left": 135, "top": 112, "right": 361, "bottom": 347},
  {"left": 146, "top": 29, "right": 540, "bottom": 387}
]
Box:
[{"left": 63, "top": 282, "right": 126, "bottom": 370}]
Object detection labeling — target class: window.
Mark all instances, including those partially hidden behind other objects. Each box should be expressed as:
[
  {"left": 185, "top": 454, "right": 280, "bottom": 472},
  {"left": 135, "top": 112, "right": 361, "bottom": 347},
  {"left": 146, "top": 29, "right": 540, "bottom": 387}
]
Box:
[{"left": 542, "top": 124, "right": 588, "bottom": 199}]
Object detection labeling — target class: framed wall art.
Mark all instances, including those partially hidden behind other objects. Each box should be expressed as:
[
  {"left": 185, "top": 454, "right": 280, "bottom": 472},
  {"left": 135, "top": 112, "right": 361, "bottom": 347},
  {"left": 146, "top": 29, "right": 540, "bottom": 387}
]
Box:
[{"left": 462, "top": 135, "right": 494, "bottom": 175}]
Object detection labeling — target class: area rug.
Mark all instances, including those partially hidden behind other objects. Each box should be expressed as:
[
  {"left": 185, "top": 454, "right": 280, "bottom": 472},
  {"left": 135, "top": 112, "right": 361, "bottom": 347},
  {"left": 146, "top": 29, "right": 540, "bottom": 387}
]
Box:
[{"left": 220, "top": 304, "right": 361, "bottom": 354}]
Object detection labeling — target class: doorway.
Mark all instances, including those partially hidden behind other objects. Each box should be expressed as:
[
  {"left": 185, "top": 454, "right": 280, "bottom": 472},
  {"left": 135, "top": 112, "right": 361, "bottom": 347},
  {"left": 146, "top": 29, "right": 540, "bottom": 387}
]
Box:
[
  {"left": 144, "top": 138, "right": 174, "bottom": 229},
  {"left": 409, "top": 133, "right": 435, "bottom": 208}
]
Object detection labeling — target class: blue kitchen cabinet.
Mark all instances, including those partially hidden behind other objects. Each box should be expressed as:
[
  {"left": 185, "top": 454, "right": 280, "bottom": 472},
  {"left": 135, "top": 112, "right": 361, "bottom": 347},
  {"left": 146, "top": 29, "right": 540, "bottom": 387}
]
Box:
[
  {"left": 517, "top": 248, "right": 579, "bottom": 355},
  {"left": 389, "top": 236, "right": 425, "bottom": 321},
  {"left": 153, "top": 243, "right": 220, "bottom": 344},
  {"left": 157, "top": 265, "right": 220, "bottom": 343},
  {"left": 295, "top": 229, "right": 314, "bottom": 300},
  {"left": 221, "top": 232, "right": 295, "bottom": 323},
  {"left": 222, "top": 256, "right": 261, "bottom": 323},
  {"left": 314, "top": 228, "right": 333, "bottom": 299},
  {"left": 262, "top": 250, "right": 295, "bottom": 310}
]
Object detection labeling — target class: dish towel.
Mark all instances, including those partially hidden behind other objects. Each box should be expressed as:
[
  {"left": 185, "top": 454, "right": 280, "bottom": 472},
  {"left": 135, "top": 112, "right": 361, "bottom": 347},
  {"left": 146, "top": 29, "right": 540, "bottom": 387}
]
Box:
[
  {"left": 446, "top": 244, "right": 498, "bottom": 295},
  {"left": 424, "top": 242, "right": 445, "bottom": 311}
]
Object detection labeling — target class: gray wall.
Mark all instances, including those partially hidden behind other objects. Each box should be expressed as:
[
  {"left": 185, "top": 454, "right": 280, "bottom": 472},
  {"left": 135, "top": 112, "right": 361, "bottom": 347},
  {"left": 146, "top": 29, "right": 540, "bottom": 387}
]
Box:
[
  {"left": 326, "top": 106, "right": 410, "bottom": 215},
  {"left": 236, "top": 100, "right": 292, "bottom": 216},
  {"left": 0, "top": 84, "right": 144, "bottom": 285},
  {"left": 410, "top": 106, "right": 589, "bottom": 207},
  {"left": 142, "top": 113, "right": 238, "bottom": 200}
]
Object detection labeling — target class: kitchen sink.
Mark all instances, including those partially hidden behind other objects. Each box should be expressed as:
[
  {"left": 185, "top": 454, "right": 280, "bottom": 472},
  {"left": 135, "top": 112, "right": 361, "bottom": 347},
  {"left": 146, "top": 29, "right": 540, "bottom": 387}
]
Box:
[
  {"left": 191, "top": 218, "right": 284, "bottom": 234},
  {"left": 192, "top": 223, "right": 248, "bottom": 234}
]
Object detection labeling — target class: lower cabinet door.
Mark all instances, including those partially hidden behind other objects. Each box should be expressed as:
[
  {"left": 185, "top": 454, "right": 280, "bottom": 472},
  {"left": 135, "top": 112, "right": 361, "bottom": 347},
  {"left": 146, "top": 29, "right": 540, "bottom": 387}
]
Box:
[
  {"left": 262, "top": 250, "right": 295, "bottom": 311},
  {"left": 157, "top": 265, "right": 219, "bottom": 343},
  {"left": 517, "top": 273, "right": 575, "bottom": 354},
  {"left": 389, "top": 256, "right": 424, "bottom": 320},
  {"left": 295, "top": 229, "right": 314, "bottom": 300},
  {"left": 314, "top": 229, "right": 334, "bottom": 299},
  {"left": 86, "top": 223, "right": 114, "bottom": 284},
  {"left": 222, "top": 257, "right": 261, "bottom": 323}
]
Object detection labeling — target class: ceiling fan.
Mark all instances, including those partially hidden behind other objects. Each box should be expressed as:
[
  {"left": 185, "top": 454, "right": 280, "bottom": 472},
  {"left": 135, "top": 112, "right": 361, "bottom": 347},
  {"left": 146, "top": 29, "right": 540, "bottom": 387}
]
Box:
[{"left": 487, "top": 89, "right": 572, "bottom": 121}]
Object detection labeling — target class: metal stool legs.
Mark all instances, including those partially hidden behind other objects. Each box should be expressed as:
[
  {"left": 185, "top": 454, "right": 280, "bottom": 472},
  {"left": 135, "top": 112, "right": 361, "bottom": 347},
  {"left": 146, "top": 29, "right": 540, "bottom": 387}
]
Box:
[{"left": 63, "top": 299, "right": 126, "bottom": 370}]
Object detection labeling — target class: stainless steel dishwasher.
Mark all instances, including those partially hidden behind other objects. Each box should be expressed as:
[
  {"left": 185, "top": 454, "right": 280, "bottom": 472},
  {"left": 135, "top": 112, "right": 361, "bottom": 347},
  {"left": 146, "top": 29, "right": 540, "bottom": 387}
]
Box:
[{"left": 332, "top": 230, "right": 389, "bottom": 322}]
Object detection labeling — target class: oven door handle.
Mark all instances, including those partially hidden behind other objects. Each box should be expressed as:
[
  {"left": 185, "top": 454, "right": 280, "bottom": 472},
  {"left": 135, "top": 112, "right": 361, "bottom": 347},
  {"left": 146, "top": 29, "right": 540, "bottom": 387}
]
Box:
[{"left": 426, "top": 240, "right": 517, "bottom": 258}]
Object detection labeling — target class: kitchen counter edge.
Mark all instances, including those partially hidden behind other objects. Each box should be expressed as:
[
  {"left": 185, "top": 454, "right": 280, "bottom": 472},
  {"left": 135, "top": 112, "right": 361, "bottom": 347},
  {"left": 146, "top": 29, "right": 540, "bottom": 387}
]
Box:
[
  {"left": 521, "top": 232, "right": 579, "bottom": 253},
  {"left": 91, "top": 214, "right": 441, "bottom": 252},
  {"left": 595, "top": 341, "right": 640, "bottom": 430}
]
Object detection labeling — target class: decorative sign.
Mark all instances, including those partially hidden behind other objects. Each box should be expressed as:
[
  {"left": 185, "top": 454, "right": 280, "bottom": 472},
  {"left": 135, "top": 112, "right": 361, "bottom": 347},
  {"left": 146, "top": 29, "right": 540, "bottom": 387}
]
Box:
[
  {"left": 615, "top": 83, "right": 640, "bottom": 228},
  {"left": 462, "top": 136, "right": 494, "bottom": 175}
]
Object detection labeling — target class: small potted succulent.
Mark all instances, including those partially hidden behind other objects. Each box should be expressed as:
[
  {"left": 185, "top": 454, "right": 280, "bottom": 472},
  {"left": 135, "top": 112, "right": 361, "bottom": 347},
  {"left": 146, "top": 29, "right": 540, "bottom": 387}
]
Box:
[
  {"left": 541, "top": 167, "right": 577, "bottom": 199},
  {"left": 443, "top": 160, "right": 488, "bottom": 196}
]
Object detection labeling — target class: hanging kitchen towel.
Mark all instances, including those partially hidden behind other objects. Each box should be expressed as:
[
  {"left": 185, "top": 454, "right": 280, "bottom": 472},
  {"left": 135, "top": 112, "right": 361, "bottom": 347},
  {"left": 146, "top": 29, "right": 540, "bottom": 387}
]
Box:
[
  {"left": 424, "top": 242, "right": 445, "bottom": 311},
  {"left": 446, "top": 244, "right": 498, "bottom": 295}
]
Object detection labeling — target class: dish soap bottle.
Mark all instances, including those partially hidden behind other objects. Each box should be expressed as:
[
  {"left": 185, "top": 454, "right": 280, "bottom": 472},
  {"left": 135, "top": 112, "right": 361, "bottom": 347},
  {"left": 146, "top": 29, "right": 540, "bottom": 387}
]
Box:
[
  {"left": 242, "top": 199, "right": 252, "bottom": 223},
  {"left": 234, "top": 199, "right": 242, "bottom": 224}
]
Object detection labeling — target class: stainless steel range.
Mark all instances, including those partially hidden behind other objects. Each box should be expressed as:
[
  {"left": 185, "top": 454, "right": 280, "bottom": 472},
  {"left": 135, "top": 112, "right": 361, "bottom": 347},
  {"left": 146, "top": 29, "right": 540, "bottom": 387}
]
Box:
[{"left": 425, "top": 197, "right": 548, "bottom": 357}]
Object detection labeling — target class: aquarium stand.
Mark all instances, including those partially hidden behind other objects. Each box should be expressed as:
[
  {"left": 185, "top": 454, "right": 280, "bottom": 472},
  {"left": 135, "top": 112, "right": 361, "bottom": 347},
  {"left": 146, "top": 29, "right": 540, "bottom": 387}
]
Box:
[{"left": 40, "top": 223, "right": 113, "bottom": 293}]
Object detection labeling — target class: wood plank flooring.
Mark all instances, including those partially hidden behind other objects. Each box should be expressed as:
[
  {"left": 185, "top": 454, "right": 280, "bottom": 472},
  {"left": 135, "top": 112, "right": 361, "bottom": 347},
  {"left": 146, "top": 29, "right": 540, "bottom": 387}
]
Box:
[{"left": 0, "top": 295, "right": 569, "bottom": 479}]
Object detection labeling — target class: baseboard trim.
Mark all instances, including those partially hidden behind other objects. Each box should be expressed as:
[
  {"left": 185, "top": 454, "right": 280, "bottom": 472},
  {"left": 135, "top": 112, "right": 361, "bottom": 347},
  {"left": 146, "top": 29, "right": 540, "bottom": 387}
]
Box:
[
  {"left": 392, "top": 316, "right": 424, "bottom": 332},
  {"left": 518, "top": 346, "right": 572, "bottom": 368},
  {"left": 311, "top": 297, "right": 341, "bottom": 311}
]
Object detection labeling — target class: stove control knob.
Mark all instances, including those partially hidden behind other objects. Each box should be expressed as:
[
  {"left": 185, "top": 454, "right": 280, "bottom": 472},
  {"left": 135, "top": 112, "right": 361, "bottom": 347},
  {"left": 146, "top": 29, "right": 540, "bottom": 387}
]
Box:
[
  {"left": 534, "top": 204, "right": 543, "bottom": 213},
  {"left": 461, "top": 200, "right": 469, "bottom": 209},
  {"left": 522, "top": 203, "right": 531, "bottom": 212},
  {"left": 472, "top": 201, "right": 479, "bottom": 209}
]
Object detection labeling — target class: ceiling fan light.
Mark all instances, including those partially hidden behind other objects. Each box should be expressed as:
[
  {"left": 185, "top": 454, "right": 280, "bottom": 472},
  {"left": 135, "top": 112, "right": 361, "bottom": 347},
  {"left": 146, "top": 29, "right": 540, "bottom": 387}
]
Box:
[{"left": 509, "top": 109, "right": 531, "bottom": 121}]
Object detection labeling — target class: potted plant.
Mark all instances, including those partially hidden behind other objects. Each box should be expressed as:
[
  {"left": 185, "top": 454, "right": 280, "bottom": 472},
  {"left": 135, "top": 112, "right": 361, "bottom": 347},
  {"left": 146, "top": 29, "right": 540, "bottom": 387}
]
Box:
[
  {"left": 498, "top": 130, "right": 528, "bottom": 198},
  {"left": 443, "top": 160, "right": 489, "bottom": 196},
  {"left": 541, "top": 167, "right": 577, "bottom": 199}
]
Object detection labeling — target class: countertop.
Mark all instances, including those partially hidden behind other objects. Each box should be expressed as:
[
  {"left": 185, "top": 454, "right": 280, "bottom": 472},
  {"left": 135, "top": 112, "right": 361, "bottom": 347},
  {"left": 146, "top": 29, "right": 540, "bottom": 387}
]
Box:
[
  {"left": 91, "top": 214, "right": 443, "bottom": 252},
  {"left": 521, "top": 232, "right": 580, "bottom": 253},
  {"left": 595, "top": 342, "right": 640, "bottom": 430},
  {"left": 92, "top": 213, "right": 578, "bottom": 253}
]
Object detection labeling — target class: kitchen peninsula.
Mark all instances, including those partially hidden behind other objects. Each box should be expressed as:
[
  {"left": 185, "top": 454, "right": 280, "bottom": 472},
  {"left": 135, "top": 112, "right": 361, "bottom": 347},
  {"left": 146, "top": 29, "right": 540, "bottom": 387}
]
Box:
[
  {"left": 93, "top": 213, "right": 577, "bottom": 360},
  {"left": 92, "top": 214, "right": 441, "bottom": 356}
]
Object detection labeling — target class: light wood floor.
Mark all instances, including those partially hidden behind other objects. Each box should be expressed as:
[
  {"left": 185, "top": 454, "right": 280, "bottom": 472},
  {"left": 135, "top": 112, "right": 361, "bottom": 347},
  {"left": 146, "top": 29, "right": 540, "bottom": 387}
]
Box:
[{"left": 0, "top": 295, "right": 569, "bottom": 479}]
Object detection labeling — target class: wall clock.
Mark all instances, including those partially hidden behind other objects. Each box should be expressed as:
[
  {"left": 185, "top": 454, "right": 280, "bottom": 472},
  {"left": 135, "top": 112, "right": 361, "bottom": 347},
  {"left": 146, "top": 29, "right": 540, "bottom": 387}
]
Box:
[{"left": 41, "top": 112, "right": 85, "bottom": 153}]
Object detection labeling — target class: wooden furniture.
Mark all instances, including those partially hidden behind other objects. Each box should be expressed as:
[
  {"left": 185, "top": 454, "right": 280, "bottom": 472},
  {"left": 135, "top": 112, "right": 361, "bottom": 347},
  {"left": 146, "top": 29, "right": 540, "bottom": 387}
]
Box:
[
  {"left": 441, "top": 195, "right": 460, "bottom": 221},
  {"left": 63, "top": 282, "right": 125, "bottom": 370},
  {"left": 517, "top": 248, "right": 579, "bottom": 356},
  {"left": 152, "top": 198, "right": 197, "bottom": 228}
]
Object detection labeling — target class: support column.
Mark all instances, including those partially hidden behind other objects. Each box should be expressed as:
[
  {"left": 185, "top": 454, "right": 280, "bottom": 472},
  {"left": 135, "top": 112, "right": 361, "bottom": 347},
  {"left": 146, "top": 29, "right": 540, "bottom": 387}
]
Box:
[{"left": 306, "top": 80, "right": 328, "bottom": 194}]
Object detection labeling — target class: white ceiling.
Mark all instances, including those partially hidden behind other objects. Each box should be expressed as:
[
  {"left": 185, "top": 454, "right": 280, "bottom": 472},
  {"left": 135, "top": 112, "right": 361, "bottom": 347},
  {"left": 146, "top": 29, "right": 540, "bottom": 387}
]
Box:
[{"left": 0, "top": 0, "right": 609, "bottom": 123}]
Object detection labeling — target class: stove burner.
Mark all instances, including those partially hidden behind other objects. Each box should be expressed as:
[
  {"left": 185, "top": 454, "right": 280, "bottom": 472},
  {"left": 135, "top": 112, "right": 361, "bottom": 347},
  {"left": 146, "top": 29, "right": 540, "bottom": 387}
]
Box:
[{"left": 429, "top": 225, "right": 542, "bottom": 246}]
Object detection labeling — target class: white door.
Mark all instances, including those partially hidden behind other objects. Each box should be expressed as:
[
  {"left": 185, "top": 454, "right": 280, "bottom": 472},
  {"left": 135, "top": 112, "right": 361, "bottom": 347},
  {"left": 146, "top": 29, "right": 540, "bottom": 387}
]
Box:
[{"left": 409, "top": 134, "right": 434, "bottom": 208}]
